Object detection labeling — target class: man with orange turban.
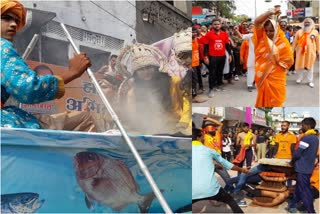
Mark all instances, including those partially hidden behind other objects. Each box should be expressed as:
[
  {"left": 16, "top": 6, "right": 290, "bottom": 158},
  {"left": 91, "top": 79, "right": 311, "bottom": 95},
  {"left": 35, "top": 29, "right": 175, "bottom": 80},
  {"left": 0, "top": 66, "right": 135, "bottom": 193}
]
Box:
[
  {"left": 252, "top": 8, "right": 294, "bottom": 107},
  {"left": 292, "top": 18, "right": 319, "bottom": 88},
  {"left": 1, "top": 0, "right": 91, "bottom": 128}
]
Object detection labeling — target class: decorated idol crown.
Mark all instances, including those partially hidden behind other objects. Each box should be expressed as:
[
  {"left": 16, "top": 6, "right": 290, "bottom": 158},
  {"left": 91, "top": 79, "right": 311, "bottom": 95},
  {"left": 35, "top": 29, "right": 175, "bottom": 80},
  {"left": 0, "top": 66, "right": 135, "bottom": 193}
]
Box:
[
  {"left": 173, "top": 27, "right": 192, "bottom": 55},
  {"left": 116, "top": 43, "right": 167, "bottom": 77}
]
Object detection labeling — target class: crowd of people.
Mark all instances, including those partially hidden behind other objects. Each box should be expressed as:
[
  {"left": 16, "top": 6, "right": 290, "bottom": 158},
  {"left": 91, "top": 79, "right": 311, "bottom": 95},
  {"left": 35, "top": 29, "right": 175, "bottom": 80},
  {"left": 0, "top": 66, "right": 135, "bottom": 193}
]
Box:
[
  {"left": 192, "top": 8, "right": 319, "bottom": 107},
  {"left": 192, "top": 116, "right": 319, "bottom": 213},
  {"left": 1, "top": 0, "right": 192, "bottom": 136}
]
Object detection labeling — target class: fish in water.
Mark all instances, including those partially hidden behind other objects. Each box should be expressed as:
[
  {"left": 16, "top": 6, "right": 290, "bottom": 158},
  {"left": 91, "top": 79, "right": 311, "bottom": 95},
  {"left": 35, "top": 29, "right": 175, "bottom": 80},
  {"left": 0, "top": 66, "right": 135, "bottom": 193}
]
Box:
[
  {"left": 1, "top": 192, "right": 45, "bottom": 213},
  {"left": 74, "top": 151, "right": 156, "bottom": 213}
]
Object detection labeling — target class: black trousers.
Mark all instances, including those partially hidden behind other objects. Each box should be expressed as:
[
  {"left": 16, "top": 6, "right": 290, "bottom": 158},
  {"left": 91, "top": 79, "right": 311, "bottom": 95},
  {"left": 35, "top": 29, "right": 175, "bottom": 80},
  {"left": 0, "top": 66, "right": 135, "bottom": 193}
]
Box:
[
  {"left": 195, "top": 65, "right": 203, "bottom": 89},
  {"left": 289, "top": 51, "right": 296, "bottom": 71},
  {"left": 222, "top": 151, "right": 232, "bottom": 161},
  {"left": 192, "top": 67, "right": 197, "bottom": 98},
  {"left": 192, "top": 187, "right": 244, "bottom": 213},
  {"left": 209, "top": 56, "right": 226, "bottom": 89},
  {"left": 233, "top": 51, "right": 242, "bottom": 75}
]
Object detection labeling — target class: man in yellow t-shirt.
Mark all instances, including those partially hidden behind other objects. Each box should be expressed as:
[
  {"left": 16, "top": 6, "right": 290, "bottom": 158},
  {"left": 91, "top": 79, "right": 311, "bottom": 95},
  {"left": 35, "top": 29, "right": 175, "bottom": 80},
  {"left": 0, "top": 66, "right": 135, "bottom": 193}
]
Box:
[{"left": 275, "top": 121, "right": 297, "bottom": 159}]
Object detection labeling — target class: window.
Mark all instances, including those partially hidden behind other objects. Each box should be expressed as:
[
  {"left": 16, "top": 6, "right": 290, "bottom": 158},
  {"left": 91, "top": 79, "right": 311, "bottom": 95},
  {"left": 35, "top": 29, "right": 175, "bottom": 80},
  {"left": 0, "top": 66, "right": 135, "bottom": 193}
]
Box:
[{"left": 41, "top": 36, "right": 69, "bottom": 66}]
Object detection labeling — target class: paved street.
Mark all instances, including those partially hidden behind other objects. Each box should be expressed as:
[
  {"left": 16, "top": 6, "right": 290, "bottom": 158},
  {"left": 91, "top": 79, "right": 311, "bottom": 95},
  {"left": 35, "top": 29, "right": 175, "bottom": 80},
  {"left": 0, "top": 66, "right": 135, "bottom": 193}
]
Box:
[
  {"left": 192, "top": 163, "right": 320, "bottom": 213},
  {"left": 193, "top": 59, "right": 319, "bottom": 107}
]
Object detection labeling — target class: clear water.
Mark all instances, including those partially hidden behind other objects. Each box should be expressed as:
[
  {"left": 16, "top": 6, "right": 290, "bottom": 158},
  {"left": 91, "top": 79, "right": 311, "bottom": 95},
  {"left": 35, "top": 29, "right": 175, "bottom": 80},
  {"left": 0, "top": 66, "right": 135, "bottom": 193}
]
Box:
[{"left": 1, "top": 128, "right": 191, "bottom": 213}]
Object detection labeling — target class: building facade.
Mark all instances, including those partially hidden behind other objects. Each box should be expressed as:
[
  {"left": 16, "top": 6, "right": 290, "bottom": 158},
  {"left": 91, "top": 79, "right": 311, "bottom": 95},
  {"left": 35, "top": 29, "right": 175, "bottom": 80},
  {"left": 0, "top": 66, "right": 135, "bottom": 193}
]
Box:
[
  {"left": 135, "top": 1, "right": 191, "bottom": 44},
  {"left": 286, "top": 0, "right": 319, "bottom": 24},
  {"left": 269, "top": 111, "right": 317, "bottom": 133},
  {"left": 192, "top": 107, "right": 247, "bottom": 131},
  {"left": 18, "top": 1, "right": 191, "bottom": 71}
]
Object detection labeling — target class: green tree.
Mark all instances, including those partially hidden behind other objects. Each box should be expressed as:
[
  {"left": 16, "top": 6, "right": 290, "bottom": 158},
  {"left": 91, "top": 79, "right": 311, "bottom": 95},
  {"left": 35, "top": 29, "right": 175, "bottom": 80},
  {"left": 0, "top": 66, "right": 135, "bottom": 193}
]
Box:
[
  {"left": 192, "top": 0, "right": 236, "bottom": 18},
  {"left": 264, "top": 108, "right": 274, "bottom": 127},
  {"left": 233, "top": 14, "right": 250, "bottom": 24}
]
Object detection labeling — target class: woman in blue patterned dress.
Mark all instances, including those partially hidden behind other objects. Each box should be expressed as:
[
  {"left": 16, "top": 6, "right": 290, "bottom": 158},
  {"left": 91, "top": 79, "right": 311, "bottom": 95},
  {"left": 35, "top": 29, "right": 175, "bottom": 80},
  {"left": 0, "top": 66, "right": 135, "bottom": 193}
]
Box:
[{"left": 1, "top": 0, "right": 91, "bottom": 129}]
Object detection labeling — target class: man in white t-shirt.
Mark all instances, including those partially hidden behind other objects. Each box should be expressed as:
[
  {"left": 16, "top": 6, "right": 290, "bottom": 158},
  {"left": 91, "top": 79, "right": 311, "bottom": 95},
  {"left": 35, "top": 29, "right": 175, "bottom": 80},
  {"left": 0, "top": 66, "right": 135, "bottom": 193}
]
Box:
[{"left": 222, "top": 130, "right": 232, "bottom": 161}]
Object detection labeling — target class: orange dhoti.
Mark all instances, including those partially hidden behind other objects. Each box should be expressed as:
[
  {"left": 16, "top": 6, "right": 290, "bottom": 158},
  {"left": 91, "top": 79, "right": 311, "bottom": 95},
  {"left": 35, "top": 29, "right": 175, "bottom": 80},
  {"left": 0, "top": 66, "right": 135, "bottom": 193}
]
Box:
[{"left": 252, "top": 21, "right": 294, "bottom": 107}]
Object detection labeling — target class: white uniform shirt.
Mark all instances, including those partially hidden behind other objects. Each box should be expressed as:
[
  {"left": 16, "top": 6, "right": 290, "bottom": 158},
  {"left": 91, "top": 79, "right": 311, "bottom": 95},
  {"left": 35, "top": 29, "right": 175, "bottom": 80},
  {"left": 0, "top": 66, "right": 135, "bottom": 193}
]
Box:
[
  {"left": 243, "top": 33, "right": 255, "bottom": 68},
  {"left": 222, "top": 137, "right": 232, "bottom": 152}
]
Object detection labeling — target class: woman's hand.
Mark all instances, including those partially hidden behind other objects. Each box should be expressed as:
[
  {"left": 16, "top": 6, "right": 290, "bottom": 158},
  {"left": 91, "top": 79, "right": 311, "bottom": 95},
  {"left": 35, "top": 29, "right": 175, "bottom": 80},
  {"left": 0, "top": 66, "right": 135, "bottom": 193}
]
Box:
[{"left": 269, "top": 7, "right": 281, "bottom": 16}]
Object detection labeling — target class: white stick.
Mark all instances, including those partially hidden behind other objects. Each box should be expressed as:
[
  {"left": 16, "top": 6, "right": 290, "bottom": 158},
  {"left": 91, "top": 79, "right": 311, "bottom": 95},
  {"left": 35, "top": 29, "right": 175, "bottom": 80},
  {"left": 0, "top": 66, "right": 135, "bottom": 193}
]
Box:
[
  {"left": 19, "top": 34, "right": 40, "bottom": 108},
  {"left": 59, "top": 23, "right": 173, "bottom": 214},
  {"left": 22, "top": 34, "right": 40, "bottom": 60}
]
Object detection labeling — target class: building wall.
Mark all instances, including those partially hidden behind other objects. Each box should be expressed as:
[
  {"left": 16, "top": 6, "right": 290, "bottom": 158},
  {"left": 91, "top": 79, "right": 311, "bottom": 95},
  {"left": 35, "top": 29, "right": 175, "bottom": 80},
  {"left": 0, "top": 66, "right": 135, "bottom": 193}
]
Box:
[
  {"left": 269, "top": 111, "right": 319, "bottom": 132},
  {"left": 19, "top": 1, "right": 137, "bottom": 70},
  {"left": 21, "top": 1, "right": 137, "bottom": 44},
  {"left": 135, "top": 1, "right": 192, "bottom": 44},
  {"left": 174, "top": 1, "right": 192, "bottom": 18},
  {"left": 311, "top": 1, "right": 319, "bottom": 23},
  {"left": 287, "top": 1, "right": 319, "bottom": 23}
]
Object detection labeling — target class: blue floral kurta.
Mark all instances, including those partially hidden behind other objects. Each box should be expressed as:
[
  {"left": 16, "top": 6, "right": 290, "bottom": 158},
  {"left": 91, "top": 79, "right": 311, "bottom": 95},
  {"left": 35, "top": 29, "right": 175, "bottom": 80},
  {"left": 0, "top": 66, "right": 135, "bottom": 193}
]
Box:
[{"left": 1, "top": 38, "right": 63, "bottom": 128}]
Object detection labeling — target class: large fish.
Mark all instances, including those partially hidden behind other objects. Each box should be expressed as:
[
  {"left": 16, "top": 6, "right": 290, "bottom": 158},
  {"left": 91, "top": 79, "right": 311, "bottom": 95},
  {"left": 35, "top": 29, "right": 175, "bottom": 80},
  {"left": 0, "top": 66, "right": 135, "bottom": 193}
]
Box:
[
  {"left": 74, "top": 152, "right": 156, "bottom": 213},
  {"left": 1, "top": 192, "right": 45, "bottom": 213}
]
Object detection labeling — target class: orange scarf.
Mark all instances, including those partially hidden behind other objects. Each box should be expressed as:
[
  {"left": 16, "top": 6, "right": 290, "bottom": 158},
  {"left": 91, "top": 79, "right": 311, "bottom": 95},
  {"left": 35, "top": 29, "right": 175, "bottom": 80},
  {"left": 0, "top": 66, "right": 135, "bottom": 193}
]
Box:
[
  {"left": 298, "top": 31, "right": 311, "bottom": 54},
  {"left": 233, "top": 146, "right": 246, "bottom": 164}
]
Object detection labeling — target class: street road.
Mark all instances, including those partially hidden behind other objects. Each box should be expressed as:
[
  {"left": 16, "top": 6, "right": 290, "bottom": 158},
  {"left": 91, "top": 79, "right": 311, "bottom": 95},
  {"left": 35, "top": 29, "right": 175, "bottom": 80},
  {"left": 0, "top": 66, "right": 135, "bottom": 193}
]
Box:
[{"left": 193, "top": 59, "right": 319, "bottom": 107}]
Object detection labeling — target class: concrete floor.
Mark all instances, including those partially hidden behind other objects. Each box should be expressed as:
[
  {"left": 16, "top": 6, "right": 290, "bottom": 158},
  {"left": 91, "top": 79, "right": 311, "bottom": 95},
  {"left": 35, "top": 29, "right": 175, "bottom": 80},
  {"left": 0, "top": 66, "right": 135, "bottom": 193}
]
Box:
[{"left": 193, "top": 59, "right": 319, "bottom": 107}]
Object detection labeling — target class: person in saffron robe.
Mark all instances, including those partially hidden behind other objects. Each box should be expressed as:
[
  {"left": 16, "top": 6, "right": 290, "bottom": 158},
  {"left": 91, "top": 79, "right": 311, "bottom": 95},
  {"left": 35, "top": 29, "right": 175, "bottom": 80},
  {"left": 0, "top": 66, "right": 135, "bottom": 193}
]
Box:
[
  {"left": 252, "top": 8, "right": 294, "bottom": 107},
  {"left": 292, "top": 18, "right": 319, "bottom": 88}
]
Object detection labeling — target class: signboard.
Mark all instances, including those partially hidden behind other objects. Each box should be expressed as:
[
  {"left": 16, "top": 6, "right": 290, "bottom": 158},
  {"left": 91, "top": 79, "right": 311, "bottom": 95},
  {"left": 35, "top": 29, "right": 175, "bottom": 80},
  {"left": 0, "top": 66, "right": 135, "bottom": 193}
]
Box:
[
  {"left": 246, "top": 107, "right": 252, "bottom": 126},
  {"left": 305, "top": 7, "right": 313, "bottom": 17},
  {"left": 252, "top": 108, "right": 267, "bottom": 126},
  {"left": 83, "top": 32, "right": 105, "bottom": 47},
  {"left": 24, "top": 61, "right": 104, "bottom": 115},
  {"left": 192, "top": 15, "right": 216, "bottom": 25},
  {"left": 21, "top": 61, "right": 110, "bottom": 133},
  {"left": 192, "top": 6, "right": 202, "bottom": 15},
  {"left": 287, "top": 10, "right": 292, "bottom": 19},
  {"left": 292, "top": 8, "right": 305, "bottom": 18},
  {"left": 224, "top": 107, "right": 246, "bottom": 122}
]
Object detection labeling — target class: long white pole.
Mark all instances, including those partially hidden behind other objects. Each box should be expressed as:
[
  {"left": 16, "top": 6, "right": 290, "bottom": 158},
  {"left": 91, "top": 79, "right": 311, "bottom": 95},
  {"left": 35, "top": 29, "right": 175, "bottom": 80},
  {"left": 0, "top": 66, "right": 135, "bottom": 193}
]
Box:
[
  {"left": 59, "top": 23, "right": 173, "bottom": 214},
  {"left": 22, "top": 34, "right": 40, "bottom": 59},
  {"left": 19, "top": 34, "right": 40, "bottom": 108}
]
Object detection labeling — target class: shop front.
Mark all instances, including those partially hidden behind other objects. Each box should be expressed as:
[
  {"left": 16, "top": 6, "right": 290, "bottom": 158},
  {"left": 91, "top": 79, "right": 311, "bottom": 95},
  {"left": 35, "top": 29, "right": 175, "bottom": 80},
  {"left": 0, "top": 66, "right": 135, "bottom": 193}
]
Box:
[
  {"left": 223, "top": 107, "right": 246, "bottom": 132},
  {"left": 251, "top": 108, "right": 269, "bottom": 131}
]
